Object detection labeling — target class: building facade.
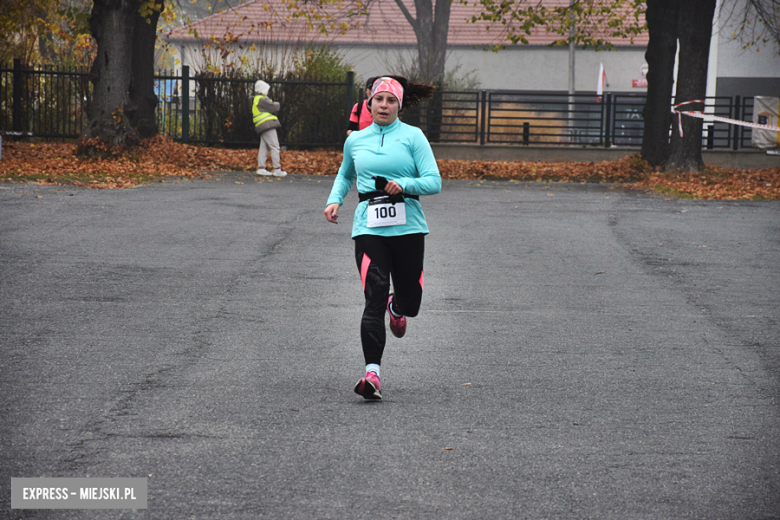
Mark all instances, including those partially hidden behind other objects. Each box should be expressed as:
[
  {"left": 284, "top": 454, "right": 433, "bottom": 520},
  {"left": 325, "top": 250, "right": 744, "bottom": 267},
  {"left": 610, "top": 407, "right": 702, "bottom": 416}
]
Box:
[{"left": 162, "top": 0, "right": 779, "bottom": 97}]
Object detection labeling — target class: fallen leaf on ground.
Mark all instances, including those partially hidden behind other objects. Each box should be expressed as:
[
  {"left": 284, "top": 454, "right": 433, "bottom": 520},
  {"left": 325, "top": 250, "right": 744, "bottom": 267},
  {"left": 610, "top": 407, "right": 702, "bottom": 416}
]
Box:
[{"left": 1, "top": 136, "right": 778, "bottom": 200}]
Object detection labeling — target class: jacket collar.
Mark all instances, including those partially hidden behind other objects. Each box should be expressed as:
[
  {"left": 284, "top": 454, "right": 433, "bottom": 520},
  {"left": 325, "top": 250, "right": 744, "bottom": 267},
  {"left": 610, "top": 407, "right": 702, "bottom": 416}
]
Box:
[{"left": 371, "top": 118, "right": 402, "bottom": 133}]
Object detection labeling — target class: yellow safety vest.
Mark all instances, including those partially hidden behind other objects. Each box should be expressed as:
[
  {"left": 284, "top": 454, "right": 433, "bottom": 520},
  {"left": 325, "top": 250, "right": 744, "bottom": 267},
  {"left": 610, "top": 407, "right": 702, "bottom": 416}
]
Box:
[{"left": 253, "top": 95, "right": 278, "bottom": 127}]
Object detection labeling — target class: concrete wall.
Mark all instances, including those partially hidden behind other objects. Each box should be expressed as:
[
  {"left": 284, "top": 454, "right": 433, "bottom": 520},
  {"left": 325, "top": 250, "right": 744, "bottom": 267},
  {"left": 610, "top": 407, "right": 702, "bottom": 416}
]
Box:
[
  {"left": 712, "top": 0, "right": 780, "bottom": 98},
  {"left": 337, "top": 44, "right": 650, "bottom": 93},
  {"left": 167, "top": 36, "right": 775, "bottom": 101},
  {"left": 165, "top": 40, "right": 649, "bottom": 94},
  {"left": 714, "top": 38, "right": 780, "bottom": 98}
]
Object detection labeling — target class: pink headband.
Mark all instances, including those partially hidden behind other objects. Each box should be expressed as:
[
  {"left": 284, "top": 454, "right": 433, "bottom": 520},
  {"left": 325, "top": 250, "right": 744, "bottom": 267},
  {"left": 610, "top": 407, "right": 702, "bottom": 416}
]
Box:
[{"left": 369, "top": 77, "right": 404, "bottom": 108}]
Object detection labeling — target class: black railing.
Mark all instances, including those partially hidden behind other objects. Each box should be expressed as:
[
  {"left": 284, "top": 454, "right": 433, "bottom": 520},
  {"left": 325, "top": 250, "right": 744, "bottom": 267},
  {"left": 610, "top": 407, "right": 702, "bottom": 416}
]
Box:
[
  {"left": 0, "top": 60, "right": 763, "bottom": 150},
  {"left": 389, "top": 89, "right": 758, "bottom": 150},
  {"left": 151, "top": 67, "right": 354, "bottom": 147},
  {"left": 0, "top": 61, "right": 354, "bottom": 148},
  {"left": 1, "top": 59, "right": 90, "bottom": 139}
]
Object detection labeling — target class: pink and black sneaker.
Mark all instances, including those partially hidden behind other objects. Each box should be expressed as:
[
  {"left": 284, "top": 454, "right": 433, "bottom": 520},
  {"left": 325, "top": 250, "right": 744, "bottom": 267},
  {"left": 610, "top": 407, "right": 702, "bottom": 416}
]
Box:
[
  {"left": 387, "top": 295, "right": 407, "bottom": 338},
  {"left": 354, "top": 371, "right": 382, "bottom": 400}
]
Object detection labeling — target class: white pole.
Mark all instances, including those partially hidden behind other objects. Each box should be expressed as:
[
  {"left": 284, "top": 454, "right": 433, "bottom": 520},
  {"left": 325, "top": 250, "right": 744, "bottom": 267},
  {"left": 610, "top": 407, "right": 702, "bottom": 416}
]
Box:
[
  {"left": 706, "top": 0, "right": 722, "bottom": 113},
  {"left": 568, "top": 40, "right": 575, "bottom": 96},
  {"left": 568, "top": 0, "right": 576, "bottom": 142}
]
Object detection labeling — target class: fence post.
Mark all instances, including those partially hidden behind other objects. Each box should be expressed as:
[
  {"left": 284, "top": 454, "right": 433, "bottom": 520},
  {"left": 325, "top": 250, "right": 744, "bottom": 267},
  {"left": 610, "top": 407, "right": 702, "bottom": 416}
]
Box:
[
  {"left": 480, "top": 90, "right": 487, "bottom": 145},
  {"left": 604, "top": 92, "right": 612, "bottom": 148},
  {"left": 427, "top": 84, "right": 443, "bottom": 142},
  {"left": 523, "top": 122, "right": 530, "bottom": 145},
  {"left": 13, "top": 59, "right": 23, "bottom": 134},
  {"left": 181, "top": 65, "right": 189, "bottom": 144},
  {"left": 732, "top": 95, "right": 741, "bottom": 151},
  {"left": 706, "top": 124, "right": 714, "bottom": 149},
  {"left": 345, "top": 71, "right": 354, "bottom": 136}
]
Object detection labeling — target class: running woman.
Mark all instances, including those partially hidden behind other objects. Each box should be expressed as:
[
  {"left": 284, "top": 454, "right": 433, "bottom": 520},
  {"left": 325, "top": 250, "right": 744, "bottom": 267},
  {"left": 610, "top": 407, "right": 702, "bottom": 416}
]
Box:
[
  {"left": 346, "top": 77, "right": 377, "bottom": 136},
  {"left": 324, "top": 76, "right": 440, "bottom": 400}
]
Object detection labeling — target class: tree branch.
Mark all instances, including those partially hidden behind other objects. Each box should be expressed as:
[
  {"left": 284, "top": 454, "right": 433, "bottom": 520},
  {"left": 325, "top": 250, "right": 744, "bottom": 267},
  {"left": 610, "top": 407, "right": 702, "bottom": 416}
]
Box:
[{"left": 394, "top": 0, "right": 418, "bottom": 30}]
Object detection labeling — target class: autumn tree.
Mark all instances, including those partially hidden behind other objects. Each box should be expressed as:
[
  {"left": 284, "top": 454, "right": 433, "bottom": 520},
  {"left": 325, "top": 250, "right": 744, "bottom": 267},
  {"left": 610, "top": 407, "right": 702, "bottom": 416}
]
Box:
[
  {"left": 664, "top": 0, "right": 717, "bottom": 172},
  {"left": 93, "top": 0, "right": 367, "bottom": 149},
  {"left": 639, "top": 0, "right": 717, "bottom": 172},
  {"left": 0, "top": 0, "right": 163, "bottom": 149},
  {"left": 393, "top": 0, "right": 452, "bottom": 84},
  {"left": 1, "top": 0, "right": 56, "bottom": 65},
  {"left": 469, "top": 0, "right": 646, "bottom": 51},
  {"left": 288, "top": 0, "right": 452, "bottom": 85},
  {"left": 0, "top": 0, "right": 94, "bottom": 66},
  {"left": 82, "top": 0, "right": 165, "bottom": 150},
  {"left": 471, "top": 0, "right": 727, "bottom": 172},
  {"left": 640, "top": 0, "right": 676, "bottom": 166},
  {"left": 720, "top": 0, "right": 780, "bottom": 51}
]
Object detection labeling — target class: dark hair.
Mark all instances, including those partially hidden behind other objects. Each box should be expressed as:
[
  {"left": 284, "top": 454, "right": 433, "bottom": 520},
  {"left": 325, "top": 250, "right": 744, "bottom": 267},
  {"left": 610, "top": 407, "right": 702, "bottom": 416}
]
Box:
[
  {"left": 367, "top": 75, "right": 436, "bottom": 112},
  {"left": 365, "top": 77, "right": 378, "bottom": 90}
]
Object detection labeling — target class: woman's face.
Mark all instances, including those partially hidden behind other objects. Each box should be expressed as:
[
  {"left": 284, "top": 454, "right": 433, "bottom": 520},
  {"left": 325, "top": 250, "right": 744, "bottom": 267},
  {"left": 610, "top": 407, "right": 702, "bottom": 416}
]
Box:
[{"left": 370, "top": 92, "right": 400, "bottom": 126}]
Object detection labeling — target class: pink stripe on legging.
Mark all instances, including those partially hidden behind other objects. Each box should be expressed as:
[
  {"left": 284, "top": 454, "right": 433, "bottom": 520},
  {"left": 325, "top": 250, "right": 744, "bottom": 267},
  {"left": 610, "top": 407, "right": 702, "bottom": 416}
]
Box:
[
  {"left": 419, "top": 270, "right": 424, "bottom": 289},
  {"left": 361, "top": 253, "right": 371, "bottom": 290}
]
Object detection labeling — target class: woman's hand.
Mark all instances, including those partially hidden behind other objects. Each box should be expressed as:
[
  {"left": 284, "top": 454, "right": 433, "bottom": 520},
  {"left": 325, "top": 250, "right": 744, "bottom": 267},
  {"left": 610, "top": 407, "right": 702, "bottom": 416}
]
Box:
[
  {"left": 324, "top": 203, "right": 340, "bottom": 224},
  {"left": 384, "top": 181, "right": 402, "bottom": 196}
]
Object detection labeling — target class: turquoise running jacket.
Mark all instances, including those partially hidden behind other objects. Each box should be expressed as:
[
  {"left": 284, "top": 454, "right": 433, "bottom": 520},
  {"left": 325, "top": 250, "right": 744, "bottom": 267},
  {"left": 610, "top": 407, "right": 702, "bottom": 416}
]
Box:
[{"left": 326, "top": 118, "right": 442, "bottom": 238}]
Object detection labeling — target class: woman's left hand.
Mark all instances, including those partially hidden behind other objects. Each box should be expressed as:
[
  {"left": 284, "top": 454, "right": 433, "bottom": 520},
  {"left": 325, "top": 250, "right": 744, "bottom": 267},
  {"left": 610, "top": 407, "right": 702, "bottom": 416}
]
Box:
[
  {"left": 384, "top": 181, "right": 402, "bottom": 196},
  {"left": 324, "top": 203, "right": 340, "bottom": 223}
]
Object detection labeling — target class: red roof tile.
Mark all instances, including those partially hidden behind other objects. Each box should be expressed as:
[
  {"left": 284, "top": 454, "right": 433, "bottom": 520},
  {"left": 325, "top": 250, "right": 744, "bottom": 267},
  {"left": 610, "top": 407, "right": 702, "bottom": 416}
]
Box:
[{"left": 165, "top": 0, "right": 648, "bottom": 47}]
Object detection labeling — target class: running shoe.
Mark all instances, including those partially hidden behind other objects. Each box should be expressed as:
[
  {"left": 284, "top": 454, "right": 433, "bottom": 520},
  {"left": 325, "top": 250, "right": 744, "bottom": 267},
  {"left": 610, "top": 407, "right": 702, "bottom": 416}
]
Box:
[
  {"left": 354, "top": 371, "right": 382, "bottom": 400},
  {"left": 256, "top": 168, "right": 272, "bottom": 176},
  {"left": 387, "top": 295, "right": 406, "bottom": 338},
  {"left": 272, "top": 169, "right": 288, "bottom": 177}
]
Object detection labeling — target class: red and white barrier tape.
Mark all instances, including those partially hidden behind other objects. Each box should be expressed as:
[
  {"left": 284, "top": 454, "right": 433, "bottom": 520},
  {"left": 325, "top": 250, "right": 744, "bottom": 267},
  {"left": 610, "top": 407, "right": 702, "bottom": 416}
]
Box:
[{"left": 672, "top": 100, "right": 780, "bottom": 137}]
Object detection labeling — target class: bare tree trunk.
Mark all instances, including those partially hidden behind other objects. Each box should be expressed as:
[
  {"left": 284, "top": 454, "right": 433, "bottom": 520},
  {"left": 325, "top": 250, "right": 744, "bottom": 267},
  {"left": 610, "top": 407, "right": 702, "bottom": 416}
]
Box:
[
  {"left": 83, "top": 0, "right": 140, "bottom": 150},
  {"left": 429, "top": 0, "right": 450, "bottom": 83},
  {"left": 129, "top": 0, "right": 163, "bottom": 138},
  {"left": 82, "top": 0, "right": 161, "bottom": 151},
  {"left": 667, "top": 0, "right": 717, "bottom": 172},
  {"left": 641, "top": 0, "right": 679, "bottom": 167},
  {"left": 393, "top": 0, "right": 450, "bottom": 141},
  {"left": 394, "top": 0, "right": 451, "bottom": 84}
]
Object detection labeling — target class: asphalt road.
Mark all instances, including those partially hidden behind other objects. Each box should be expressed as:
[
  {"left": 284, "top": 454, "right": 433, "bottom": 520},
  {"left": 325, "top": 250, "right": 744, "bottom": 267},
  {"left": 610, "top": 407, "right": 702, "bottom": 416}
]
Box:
[{"left": 1, "top": 173, "right": 779, "bottom": 519}]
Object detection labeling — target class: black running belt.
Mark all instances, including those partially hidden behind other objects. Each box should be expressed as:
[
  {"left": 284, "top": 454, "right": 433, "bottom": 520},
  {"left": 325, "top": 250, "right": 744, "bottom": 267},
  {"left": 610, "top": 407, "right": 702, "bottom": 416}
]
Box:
[{"left": 358, "top": 191, "right": 419, "bottom": 202}]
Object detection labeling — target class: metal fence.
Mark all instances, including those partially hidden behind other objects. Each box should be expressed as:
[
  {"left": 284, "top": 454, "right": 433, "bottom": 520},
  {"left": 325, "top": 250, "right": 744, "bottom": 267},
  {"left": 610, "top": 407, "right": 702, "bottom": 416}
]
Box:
[
  {"left": 406, "top": 90, "right": 755, "bottom": 150},
  {"left": 1, "top": 61, "right": 354, "bottom": 148},
  {"left": 1, "top": 60, "right": 762, "bottom": 150},
  {"left": 154, "top": 67, "right": 353, "bottom": 147},
  {"left": 0, "top": 60, "right": 90, "bottom": 139}
]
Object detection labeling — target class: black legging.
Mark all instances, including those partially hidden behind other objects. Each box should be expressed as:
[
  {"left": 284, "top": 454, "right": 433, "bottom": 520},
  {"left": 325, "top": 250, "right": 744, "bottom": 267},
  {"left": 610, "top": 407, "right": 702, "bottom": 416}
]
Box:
[{"left": 354, "top": 233, "right": 425, "bottom": 365}]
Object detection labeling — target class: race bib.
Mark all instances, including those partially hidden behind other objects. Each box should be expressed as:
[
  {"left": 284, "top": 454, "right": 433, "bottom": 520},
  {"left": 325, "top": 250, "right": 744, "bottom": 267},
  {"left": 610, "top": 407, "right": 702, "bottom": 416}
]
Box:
[{"left": 367, "top": 197, "right": 406, "bottom": 228}]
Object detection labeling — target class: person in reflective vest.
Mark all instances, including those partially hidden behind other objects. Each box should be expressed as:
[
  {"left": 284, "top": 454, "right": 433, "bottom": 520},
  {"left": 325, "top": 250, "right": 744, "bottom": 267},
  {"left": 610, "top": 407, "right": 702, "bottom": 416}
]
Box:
[{"left": 253, "top": 80, "right": 287, "bottom": 177}]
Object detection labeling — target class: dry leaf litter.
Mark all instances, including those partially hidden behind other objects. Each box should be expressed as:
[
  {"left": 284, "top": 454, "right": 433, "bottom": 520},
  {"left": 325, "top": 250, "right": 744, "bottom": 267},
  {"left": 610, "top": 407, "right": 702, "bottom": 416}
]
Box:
[{"left": 1, "top": 136, "right": 777, "bottom": 200}]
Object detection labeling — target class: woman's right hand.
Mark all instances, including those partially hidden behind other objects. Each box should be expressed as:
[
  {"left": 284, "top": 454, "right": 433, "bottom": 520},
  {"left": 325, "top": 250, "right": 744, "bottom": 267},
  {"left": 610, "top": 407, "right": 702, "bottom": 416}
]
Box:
[{"left": 324, "top": 203, "right": 340, "bottom": 224}]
